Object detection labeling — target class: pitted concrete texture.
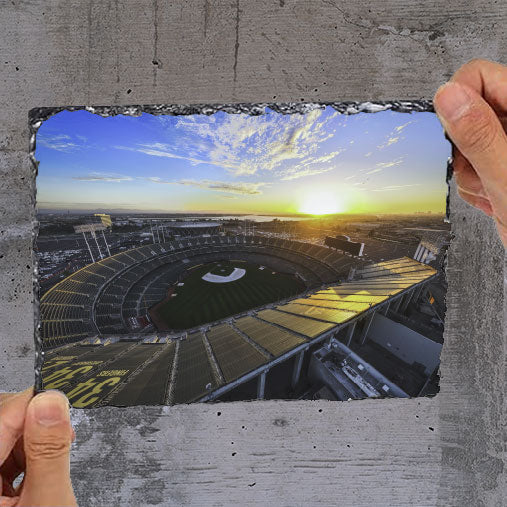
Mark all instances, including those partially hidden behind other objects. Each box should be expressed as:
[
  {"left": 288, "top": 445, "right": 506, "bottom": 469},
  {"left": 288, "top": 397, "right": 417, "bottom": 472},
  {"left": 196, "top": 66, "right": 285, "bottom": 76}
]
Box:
[{"left": 0, "top": 1, "right": 505, "bottom": 505}]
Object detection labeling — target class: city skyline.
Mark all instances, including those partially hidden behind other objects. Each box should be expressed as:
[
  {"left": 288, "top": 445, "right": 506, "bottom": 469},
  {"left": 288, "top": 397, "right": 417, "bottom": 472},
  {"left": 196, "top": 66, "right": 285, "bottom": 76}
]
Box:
[{"left": 36, "top": 107, "right": 450, "bottom": 215}]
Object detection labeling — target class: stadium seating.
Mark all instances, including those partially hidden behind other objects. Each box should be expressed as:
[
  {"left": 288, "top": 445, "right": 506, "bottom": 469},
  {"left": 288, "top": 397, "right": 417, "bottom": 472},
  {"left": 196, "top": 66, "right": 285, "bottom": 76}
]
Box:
[
  {"left": 43, "top": 257, "right": 438, "bottom": 406},
  {"left": 41, "top": 234, "right": 358, "bottom": 347}
]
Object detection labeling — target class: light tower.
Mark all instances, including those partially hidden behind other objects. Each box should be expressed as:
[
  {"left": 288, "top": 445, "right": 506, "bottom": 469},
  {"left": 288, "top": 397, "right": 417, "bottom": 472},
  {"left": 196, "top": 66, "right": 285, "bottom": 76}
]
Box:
[{"left": 74, "top": 223, "right": 109, "bottom": 262}]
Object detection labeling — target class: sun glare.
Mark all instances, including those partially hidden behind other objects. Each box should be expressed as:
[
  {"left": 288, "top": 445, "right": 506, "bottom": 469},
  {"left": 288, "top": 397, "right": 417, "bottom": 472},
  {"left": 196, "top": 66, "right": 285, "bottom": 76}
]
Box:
[{"left": 299, "top": 190, "right": 344, "bottom": 215}]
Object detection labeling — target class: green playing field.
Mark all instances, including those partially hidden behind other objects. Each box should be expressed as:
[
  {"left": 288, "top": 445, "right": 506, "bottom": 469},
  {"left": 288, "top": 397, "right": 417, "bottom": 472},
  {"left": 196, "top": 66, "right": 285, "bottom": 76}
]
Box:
[{"left": 151, "top": 261, "right": 306, "bottom": 330}]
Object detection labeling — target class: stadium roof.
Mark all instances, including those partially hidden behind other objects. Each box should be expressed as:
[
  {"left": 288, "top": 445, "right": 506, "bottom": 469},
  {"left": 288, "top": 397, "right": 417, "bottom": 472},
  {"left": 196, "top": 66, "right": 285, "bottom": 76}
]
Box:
[{"left": 42, "top": 257, "right": 437, "bottom": 408}]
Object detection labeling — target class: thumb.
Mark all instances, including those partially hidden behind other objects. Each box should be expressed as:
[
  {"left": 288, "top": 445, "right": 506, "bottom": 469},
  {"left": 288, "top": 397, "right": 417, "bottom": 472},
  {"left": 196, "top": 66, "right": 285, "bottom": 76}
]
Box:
[{"left": 19, "top": 391, "right": 76, "bottom": 507}]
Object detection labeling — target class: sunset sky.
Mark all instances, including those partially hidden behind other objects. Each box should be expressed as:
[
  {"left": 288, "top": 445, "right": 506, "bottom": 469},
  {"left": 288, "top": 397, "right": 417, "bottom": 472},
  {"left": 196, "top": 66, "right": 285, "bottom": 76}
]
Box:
[{"left": 36, "top": 107, "right": 450, "bottom": 215}]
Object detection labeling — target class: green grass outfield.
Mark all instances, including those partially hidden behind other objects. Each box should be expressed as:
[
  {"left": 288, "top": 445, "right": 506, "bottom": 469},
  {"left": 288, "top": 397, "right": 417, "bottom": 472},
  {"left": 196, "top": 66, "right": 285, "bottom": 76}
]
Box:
[{"left": 153, "top": 261, "right": 306, "bottom": 330}]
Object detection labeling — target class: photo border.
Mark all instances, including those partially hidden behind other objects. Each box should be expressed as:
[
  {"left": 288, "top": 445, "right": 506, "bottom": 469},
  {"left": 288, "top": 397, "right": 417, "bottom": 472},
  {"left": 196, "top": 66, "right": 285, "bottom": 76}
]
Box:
[{"left": 30, "top": 100, "right": 452, "bottom": 397}]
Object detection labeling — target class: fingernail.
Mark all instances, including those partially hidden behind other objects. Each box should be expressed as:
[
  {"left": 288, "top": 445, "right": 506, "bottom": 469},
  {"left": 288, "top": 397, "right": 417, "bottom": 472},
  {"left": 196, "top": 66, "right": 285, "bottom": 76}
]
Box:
[
  {"left": 32, "top": 391, "right": 69, "bottom": 427},
  {"left": 434, "top": 82, "right": 473, "bottom": 122}
]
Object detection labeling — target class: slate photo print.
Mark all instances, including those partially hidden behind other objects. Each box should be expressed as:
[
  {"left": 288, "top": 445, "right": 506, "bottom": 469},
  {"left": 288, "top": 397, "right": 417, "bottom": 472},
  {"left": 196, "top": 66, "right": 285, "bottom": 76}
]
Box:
[{"left": 33, "top": 103, "right": 451, "bottom": 408}]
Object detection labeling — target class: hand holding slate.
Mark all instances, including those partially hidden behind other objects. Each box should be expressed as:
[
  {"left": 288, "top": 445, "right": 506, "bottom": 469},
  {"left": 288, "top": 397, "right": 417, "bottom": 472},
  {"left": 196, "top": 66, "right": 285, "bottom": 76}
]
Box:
[
  {"left": 0, "top": 389, "right": 77, "bottom": 507},
  {"left": 434, "top": 59, "right": 507, "bottom": 248}
]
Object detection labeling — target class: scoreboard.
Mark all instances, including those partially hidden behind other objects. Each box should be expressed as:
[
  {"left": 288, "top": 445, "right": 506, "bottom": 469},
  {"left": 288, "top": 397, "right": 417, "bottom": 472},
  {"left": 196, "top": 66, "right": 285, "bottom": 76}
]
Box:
[{"left": 325, "top": 235, "right": 364, "bottom": 256}]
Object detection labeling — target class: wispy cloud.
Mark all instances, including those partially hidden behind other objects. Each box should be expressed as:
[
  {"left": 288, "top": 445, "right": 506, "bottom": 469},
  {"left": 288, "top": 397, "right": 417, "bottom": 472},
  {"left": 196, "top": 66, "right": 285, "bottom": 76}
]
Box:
[
  {"left": 126, "top": 108, "right": 341, "bottom": 177},
  {"left": 365, "top": 157, "right": 404, "bottom": 175},
  {"left": 72, "top": 172, "right": 133, "bottom": 183},
  {"left": 179, "top": 179, "right": 266, "bottom": 195},
  {"left": 377, "top": 158, "right": 404, "bottom": 168},
  {"left": 114, "top": 143, "right": 235, "bottom": 169},
  {"left": 376, "top": 120, "right": 414, "bottom": 150},
  {"left": 372, "top": 184, "right": 421, "bottom": 192},
  {"left": 280, "top": 166, "right": 334, "bottom": 181},
  {"left": 145, "top": 177, "right": 268, "bottom": 195},
  {"left": 38, "top": 134, "right": 82, "bottom": 152},
  {"left": 377, "top": 136, "right": 400, "bottom": 149},
  {"left": 394, "top": 120, "right": 414, "bottom": 133},
  {"left": 278, "top": 149, "right": 345, "bottom": 180}
]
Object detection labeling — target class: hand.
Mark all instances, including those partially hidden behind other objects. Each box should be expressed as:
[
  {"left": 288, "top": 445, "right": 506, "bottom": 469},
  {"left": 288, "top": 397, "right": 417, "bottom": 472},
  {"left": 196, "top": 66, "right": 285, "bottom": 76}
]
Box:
[
  {"left": 0, "top": 388, "right": 77, "bottom": 507},
  {"left": 433, "top": 59, "right": 507, "bottom": 248}
]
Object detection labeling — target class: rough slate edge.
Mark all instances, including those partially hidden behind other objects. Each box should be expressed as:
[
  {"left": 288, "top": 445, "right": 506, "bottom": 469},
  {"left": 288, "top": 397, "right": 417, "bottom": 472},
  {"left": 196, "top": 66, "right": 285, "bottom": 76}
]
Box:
[{"left": 28, "top": 99, "right": 448, "bottom": 393}]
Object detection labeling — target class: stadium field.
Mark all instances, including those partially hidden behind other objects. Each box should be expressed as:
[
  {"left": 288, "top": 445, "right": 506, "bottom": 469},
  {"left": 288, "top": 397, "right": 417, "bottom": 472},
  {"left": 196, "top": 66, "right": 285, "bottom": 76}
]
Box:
[{"left": 150, "top": 261, "right": 306, "bottom": 330}]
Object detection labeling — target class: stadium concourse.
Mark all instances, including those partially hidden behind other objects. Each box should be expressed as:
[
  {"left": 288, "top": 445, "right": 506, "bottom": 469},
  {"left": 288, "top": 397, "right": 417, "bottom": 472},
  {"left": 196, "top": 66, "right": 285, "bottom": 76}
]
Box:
[{"left": 41, "top": 251, "right": 437, "bottom": 408}]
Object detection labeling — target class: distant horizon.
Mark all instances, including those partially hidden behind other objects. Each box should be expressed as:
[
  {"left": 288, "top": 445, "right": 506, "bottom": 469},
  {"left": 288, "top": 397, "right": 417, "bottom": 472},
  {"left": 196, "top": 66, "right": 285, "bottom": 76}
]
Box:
[
  {"left": 36, "top": 107, "right": 450, "bottom": 215},
  {"left": 37, "top": 208, "right": 445, "bottom": 217}
]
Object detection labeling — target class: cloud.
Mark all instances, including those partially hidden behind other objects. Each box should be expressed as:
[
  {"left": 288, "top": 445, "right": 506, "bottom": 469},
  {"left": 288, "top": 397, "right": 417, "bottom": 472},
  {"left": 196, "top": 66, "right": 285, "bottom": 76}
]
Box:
[
  {"left": 135, "top": 107, "right": 341, "bottom": 177},
  {"left": 37, "top": 134, "right": 82, "bottom": 152},
  {"left": 280, "top": 166, "right": 334, "bottom": 181},
  {"left": 372, "top": 184, "right": 421, "bottom": 192},
  {"left": 72, "top": 172, "right": 133, "bottom": 183},
  {"left": 145, "top": 177, "right": 267, "bottom": 195},
  {"left": 115, "top": 143, "right": 238, "bottom": 170},
  {"left": 377, "top": 136, "right": 400, "bottom": 149},
  {"left": 365, "top": 157, "right": 404, "bottom": 175},
  {"left": 375, "top": 121, "right": 414, "bottom": 151},
  {"left": 364, "top": 152, "right": 372, "bottom": 157},
  {"left": 277, "top": 149, "right": 345, "bottom": 180},
  {"left": 394, "top": 120, "right": 414, "bottom": 133},
  {"left": 382, "top": 158, "right": 403, "bottom": 167},
  {"left": 179, "top": 179, "right": 267, "bottom": 195},
  {"left": 376, "top": 158, "right": 404, "bottom": 169}
]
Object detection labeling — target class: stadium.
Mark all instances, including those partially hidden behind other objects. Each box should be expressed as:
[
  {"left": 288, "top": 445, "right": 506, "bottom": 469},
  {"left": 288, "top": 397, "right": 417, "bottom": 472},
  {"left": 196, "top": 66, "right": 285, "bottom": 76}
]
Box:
[
  {"left": 40, "top": 227, "right": 443, "bottom": 408},
  {"left": 40, "top": 234, "right": 356, "bottom": 344}
]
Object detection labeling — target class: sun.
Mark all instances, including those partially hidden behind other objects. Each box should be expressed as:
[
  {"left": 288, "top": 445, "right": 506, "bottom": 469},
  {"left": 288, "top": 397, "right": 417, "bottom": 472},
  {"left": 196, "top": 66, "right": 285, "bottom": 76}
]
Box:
[{"left": 299, "top": 190, "right": 344, "bottom": 215}]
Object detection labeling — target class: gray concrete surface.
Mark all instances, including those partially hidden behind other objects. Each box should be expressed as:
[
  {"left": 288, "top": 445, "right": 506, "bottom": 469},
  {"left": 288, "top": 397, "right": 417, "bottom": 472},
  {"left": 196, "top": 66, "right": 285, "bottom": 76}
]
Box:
[{"left": 0, "top": 1, "right": 505, "bottom": 505}]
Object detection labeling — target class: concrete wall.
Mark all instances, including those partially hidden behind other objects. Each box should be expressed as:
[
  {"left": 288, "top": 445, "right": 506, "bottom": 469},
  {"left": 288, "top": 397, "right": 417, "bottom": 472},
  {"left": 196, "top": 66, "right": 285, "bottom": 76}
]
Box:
[
  {"left": 0, "top": 1, "right": 505, "bottom": 506},
  {"left": 368, "top": 313, "right": 442, "bottom": 375}
]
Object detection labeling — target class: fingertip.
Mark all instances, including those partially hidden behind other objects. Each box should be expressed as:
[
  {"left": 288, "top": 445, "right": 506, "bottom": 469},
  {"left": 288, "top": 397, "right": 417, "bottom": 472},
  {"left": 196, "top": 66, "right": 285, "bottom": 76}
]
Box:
[
  {"left": 28, "top": 390, "right": 70, "bottom": 428},
  {"left": 434, "top": 82, "right": 474, "bottom": 123},
  {"left": 434, "top": 81, "right": 451, "bottom": 100}
]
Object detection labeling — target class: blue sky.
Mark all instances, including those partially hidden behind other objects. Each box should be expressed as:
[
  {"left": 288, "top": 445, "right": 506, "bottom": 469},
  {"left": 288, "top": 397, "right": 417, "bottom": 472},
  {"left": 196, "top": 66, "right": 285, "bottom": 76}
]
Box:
[{"left": 35, "top": 107, "right": 450, "bottom": 214}]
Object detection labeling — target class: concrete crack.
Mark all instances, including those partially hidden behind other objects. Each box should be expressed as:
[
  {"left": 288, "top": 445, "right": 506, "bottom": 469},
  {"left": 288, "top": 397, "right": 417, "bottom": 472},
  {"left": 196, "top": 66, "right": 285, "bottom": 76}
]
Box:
[{"left": 233, "top": 0, "right": 240, "bottom": 84}]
